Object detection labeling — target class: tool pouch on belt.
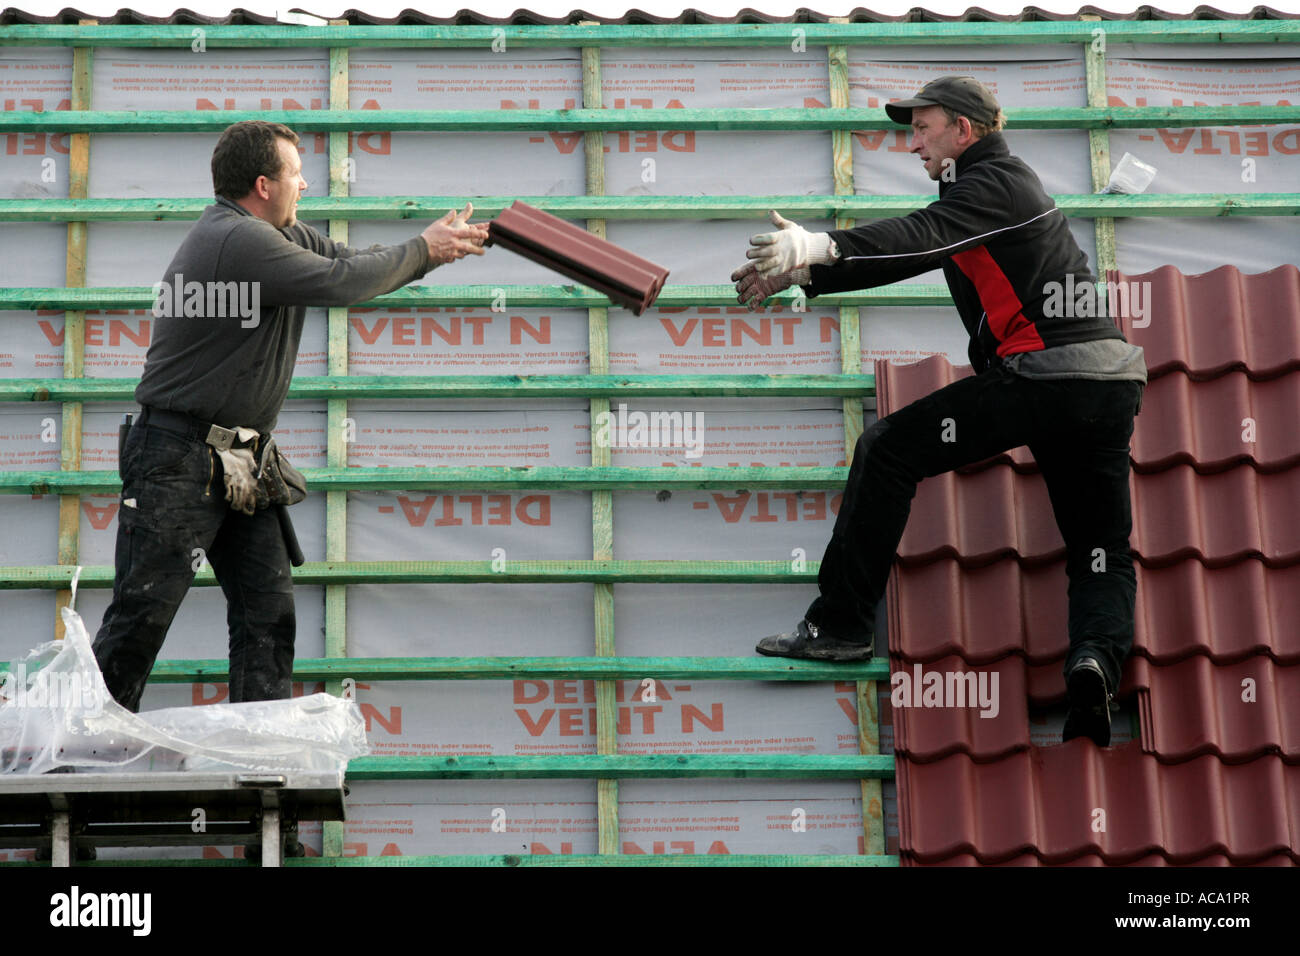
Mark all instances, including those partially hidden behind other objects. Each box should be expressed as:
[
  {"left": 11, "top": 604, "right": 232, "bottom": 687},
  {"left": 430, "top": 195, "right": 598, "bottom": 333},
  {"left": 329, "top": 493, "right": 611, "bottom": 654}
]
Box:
[
  {"left": 206, "top": 425, "right": 306, "bottom": 513},
  {"left": 257, "top": 438, "right": 307, "bottom": 507}
]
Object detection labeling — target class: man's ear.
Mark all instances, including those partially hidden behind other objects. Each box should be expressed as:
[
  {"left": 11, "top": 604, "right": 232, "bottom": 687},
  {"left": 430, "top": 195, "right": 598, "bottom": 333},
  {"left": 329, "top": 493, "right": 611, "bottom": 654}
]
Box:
[
  {"left": 958, "top": 115, "right": 975, "bottom": 142},
  {"left": 253, "top": 175, "right": 272, "bottom": 201}
]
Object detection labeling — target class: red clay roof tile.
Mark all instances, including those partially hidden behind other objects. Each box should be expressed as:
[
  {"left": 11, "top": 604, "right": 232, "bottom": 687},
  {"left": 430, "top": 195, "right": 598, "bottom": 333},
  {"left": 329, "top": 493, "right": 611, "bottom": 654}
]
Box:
[
  {"left": 1118, "top": 265, "right": 1300, "bottom": 381},
  {"left": 888, "top": 558, "right": 1300, "bottom": 666},
  {"left": 895, "top": 465, "right": 1300, "bottom": 567},
  {"left": 882, "top": 262, "right": 1300, "bottom": 863},
  {"left": 898, "top": 745, "right": 1300, "bottom": 865},
  {"left": 1135, "top": 655, "right": 1300, "bottom": 764},
  {"left": 487, "top": 200, "right": 669, "bottom": 315}
]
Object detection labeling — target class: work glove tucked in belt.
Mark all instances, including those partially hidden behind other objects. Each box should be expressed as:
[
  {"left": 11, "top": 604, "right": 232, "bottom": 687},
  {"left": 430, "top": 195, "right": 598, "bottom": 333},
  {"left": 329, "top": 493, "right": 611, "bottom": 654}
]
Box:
[
  {"left": 211, "top": 428, "right": 309, "bottom": 515},
  {"left": 215, "top": 427, "right": 263, "bottom": 515}
]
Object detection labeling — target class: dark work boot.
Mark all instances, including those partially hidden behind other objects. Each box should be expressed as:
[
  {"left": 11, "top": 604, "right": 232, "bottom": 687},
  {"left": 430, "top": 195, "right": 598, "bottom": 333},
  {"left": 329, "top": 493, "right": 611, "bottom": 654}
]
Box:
[
  {"left": 1062, "top": 656, "right": 1112, "bottom": 747},
  {"left": 756, "top": 619, "right": 873, "bottom": 662}
]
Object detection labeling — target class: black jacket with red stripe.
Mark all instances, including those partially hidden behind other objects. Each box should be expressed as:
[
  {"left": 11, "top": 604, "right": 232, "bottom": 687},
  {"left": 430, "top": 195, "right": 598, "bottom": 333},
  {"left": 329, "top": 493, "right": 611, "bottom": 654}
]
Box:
[{"left": 805, "top": 131, "right": 1124, "bottom": 373}]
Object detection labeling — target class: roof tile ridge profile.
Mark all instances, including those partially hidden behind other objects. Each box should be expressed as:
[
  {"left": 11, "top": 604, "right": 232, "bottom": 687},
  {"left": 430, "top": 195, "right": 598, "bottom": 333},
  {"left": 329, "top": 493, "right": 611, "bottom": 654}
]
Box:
[
  {"left": 888, "top": 556, "right": 1300, "bottom": 666},
  {"left": 1133, "top": 653, "right": 1300, "bottom": 763},
  {"left": 890, "top": 463, "right": 1300, "bottom": 569},
  {"left": 888, "top": 651, "right": 1035, "bottom": 765},
  {"left": 897, "top": 743, "right": 1300, "bottom": 865},
  {"left": 486, "top": 200, "right": 670, "bottom": 315},
  {"left": 1132, "top": 369, "right": 1300, "bottom": 474},
  {"left": 3, "top": 7, "right": 1299, "bottom": 25},
  {"left": 1116, "top": 263, "right": 1300, "bottom": 381}
]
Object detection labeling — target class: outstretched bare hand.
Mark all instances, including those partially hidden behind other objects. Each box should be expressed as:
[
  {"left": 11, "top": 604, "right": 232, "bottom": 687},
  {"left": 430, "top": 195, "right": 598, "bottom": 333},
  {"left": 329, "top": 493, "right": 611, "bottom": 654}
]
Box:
[{"left": 422, "top": 203, "right": 490, "bottom": 266}]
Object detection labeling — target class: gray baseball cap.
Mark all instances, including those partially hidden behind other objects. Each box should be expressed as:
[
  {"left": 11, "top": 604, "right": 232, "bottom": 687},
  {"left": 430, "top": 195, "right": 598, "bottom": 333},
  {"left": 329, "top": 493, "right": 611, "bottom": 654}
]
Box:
[{"left": 884, "top": 75, "right": 1002, "bottom": 127}]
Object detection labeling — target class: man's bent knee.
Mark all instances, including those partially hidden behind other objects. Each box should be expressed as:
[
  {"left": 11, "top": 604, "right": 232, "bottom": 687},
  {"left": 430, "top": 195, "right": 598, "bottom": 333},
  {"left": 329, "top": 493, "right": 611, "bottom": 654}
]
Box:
[{"left": 854, "top": 419, "right": 892, "bottom": 463}]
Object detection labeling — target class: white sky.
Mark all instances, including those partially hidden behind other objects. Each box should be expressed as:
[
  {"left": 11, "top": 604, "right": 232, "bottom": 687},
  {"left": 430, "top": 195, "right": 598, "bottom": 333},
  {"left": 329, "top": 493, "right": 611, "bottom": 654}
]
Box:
[{"left": 10, "top": 0, "right": 1300, "bottom": 20}]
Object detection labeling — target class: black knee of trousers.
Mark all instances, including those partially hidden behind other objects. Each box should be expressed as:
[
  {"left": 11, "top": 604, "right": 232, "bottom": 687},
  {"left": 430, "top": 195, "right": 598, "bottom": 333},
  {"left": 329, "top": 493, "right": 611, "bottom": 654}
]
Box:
[{"left": 854, "top": 418, "right": 892, "bottom": 463}]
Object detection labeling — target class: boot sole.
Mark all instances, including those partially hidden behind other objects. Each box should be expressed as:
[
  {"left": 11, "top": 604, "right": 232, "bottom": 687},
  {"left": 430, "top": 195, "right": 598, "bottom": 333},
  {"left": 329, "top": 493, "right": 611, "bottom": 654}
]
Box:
[
  {"left": 1063, "top": 666, "right": 1111, "bottom": 746},
  {"left": 755, "top": 641, "right": 873, "bottom": 662}
]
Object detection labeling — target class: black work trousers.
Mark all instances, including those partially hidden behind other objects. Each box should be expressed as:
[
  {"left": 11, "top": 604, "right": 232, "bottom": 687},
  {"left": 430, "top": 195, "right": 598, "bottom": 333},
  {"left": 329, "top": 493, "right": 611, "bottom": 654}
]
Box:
[
  {"left": 806, "top": 364, "right": 1143, "bottom": 694},
  {"left": 91, "top": 421, "right": 296, "bottom": 712}
]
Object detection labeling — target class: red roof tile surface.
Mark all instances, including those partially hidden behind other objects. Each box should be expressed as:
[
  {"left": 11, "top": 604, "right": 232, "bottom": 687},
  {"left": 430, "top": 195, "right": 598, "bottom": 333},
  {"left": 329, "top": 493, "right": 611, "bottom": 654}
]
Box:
[
  {"left": 883, "top": 365, "right": 1300, "bottom": 475},
  {"left": 898, "top": 746, "right": 1300, "bottom": 865},
  {"left": 885, "top": 264, "right": 1300, "bottom": 865},
  {"left": 1120, "top": 265, "right": 1300, "bottom": 381},
  {"left": 1133, "top": 655, "right": 1300, "bottom": 764},
  {"left": 888, "top": 558, "right": 1300, "bottom": 666},
  {"left": 894, "top": 464, "right": 1300, "bottom": 568}
]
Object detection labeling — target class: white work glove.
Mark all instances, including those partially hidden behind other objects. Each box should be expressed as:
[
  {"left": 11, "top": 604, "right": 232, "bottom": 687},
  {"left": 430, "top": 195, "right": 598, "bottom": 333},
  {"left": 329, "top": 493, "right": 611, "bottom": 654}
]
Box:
[
  {"left": 216, "top": 427, "right": 263, "bottom": 516},
  {"left": 731, "top": 262, "right": 811, "bottom": 311},
  {"left": 745, "top": 210, "right": 837, "bottom": 277}
]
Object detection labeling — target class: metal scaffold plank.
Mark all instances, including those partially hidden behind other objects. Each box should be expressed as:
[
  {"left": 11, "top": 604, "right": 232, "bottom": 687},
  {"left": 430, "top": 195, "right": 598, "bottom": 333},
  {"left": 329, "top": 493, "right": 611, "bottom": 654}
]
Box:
[{"left": 283, "top": 853, "right": 899, "bottom": 867}]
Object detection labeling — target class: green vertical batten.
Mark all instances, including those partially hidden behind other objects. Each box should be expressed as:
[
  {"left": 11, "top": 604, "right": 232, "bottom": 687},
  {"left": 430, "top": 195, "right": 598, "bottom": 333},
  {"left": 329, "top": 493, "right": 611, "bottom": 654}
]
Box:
[
  {"left": 1083, "top": 15, "right": 1117, "bottom": 302},
  {"left": 322, "top": 24, "right": 350, "bottom": 859},
  {"left": 1082, "top": 20, "right": 1135, "bottom": 742},
  {"left": 829, "top": 22, "right": 883, "bottom": 857},
  {"left": 55, "top": 23, "right": 94, "bottom": 640},
  {"left": 581, "top": 31, "right": 619, "bottom": 856}
]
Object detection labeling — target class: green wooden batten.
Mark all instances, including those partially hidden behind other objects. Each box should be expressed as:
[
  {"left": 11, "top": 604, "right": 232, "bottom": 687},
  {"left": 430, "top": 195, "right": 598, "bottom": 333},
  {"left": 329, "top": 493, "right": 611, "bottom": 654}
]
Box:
[
  {"left": 3, "top": 105, "right": 1297, "bottom": 133},
  {"left": 345, "top": 754, "right": 895, "bottom": 780},
  {"left": 319, "top": 24, "right": 351, "bottom": 861},
  {"left": 273, "top": 853, "right": 900, "bottom": 867},
  {"left": 828, "top": 19, "right": 884, "bottom": 859},
  {"left": 141, "top": 654, "right": 889, "bottom": 682},
  {"left": 53, "top": 27, "right": 93, "bottom": 643},
  {"left": 0, "top": 284, "right": 953, "bottom": 309},
  {"left": 0, "top": 374, "right": 876, "bottom": 402},
  {"left": 579, "top": 28, "right": 620, "bottom": 857},
  {"left": 1086, "top": 15, "right": 1119, "bottom": 316},
  {"left": 0, "top": 854, "right": 900, "bottom": 867},
  {"left": 2, "top": 20, "right": 1298, "bottom": 47},
  {"left": 0, "top": 465, "right": 849, "bottom": 495},
  {"left": 3, "top": 194, "right": 1297, "bottom": 222},
  {"left": 0, "top": 560, "right": 825, "bottom": 588}
]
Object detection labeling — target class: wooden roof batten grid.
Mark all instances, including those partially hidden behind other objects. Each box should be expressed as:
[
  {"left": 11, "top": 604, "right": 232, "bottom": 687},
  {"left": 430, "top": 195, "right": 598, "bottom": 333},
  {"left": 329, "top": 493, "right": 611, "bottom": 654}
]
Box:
[{"left": 1, "top": 15, "right": 1297, "bottom": 866}]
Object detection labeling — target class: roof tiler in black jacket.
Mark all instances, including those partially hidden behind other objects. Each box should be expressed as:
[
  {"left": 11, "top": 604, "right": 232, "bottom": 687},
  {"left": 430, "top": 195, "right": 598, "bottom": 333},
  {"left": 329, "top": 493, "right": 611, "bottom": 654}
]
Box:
[{"left": 804, "top": 131, "right": 1124, "bottom": 373}]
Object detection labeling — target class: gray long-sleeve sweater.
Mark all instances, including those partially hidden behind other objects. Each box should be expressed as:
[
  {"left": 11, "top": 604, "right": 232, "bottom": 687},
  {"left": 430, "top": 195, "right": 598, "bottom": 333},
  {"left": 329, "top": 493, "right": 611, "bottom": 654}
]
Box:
[{"left": 135, "top": 197, "right": 432, "bottom": 433}]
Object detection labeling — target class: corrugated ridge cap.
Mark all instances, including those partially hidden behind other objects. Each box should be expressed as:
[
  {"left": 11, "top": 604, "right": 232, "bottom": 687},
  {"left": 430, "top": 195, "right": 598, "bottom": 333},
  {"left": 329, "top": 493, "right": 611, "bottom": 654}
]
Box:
[{"left": 2, "top": 5, "right": 1296, "bottom": 25}]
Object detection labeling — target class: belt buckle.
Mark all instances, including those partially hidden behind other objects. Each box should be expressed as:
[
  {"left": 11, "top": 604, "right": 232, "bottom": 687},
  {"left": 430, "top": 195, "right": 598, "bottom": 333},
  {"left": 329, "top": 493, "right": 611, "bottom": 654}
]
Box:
[{"left": 205, "top": 424, "right": 237, "bottom": 453}]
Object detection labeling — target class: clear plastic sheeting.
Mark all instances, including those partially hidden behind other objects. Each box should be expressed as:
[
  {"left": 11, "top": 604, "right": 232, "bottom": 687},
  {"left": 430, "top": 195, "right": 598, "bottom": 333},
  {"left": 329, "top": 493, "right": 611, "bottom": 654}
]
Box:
[{"left": 0, "top": 599, "right": 369, "bottom": 777}]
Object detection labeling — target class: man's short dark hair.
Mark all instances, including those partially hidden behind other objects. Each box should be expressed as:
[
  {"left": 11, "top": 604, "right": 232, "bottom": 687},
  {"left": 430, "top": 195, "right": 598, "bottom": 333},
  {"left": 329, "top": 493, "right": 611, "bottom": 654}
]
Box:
[
  {"left": 211, "top": 121, "right": 300, "bottom": 200},
  {"left": 940, "top": 105, "right": 1007, "bottom": 139}
]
